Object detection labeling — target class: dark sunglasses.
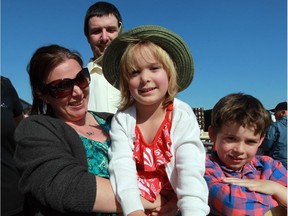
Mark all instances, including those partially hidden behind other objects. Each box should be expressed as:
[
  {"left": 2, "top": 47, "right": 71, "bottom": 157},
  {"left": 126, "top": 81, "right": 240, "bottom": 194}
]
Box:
[{"left": 42, "top": 68, "right": 90, "bottom": 99}]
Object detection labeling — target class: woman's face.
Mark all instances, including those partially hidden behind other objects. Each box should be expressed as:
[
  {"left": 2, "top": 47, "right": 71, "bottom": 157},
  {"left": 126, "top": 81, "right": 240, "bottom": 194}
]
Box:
[{"left": 42, "top": 59, "right": 89, "bottom": 122}]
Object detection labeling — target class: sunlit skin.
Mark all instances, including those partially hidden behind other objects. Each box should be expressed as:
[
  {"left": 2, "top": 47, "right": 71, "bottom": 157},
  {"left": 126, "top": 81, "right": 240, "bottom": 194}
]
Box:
[
  {"left": 128, "top": 60, "right": 169, "bottom": 109},
  {"left": 86, "top": 15, "right": 120, "bottom": 60},
  {"left": 42, "top": 59, "right": 89, "bottom": 123},
  {"left": 208, "top": 122, "right": 264, "bottom": 171}
]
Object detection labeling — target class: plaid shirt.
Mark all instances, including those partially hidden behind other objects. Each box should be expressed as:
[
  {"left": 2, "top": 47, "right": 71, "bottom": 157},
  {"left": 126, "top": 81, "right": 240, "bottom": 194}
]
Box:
[{"left": 205, "top": 151, "right": 287, "bottom": 216}]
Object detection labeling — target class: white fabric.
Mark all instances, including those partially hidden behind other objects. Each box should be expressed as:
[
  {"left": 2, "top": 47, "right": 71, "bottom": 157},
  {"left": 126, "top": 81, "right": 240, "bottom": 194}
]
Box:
[
  {"left": 87, "top": 60, "right": 120, "bottom": 113},
  {"left": 108, "top": 98, "right": 210, "bottom": 216}
]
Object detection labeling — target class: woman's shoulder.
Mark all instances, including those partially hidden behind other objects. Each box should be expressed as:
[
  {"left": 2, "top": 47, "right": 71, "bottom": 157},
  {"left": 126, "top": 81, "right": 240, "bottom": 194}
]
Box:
[
  {"left": 17, "top": 115, "right": 74, "bottom": 136},
  {"left": 21, "top": 114, "right": 64, "bottom": 126},
  {"left": 89, "top": 111, "right": 114, "bottom": 124}
]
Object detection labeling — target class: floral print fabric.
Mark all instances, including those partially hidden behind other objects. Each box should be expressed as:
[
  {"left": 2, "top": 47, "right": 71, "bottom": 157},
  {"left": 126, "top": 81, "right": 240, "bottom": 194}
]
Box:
[{"left": 134, "top": 103, "right": 174, "bottom": 201}]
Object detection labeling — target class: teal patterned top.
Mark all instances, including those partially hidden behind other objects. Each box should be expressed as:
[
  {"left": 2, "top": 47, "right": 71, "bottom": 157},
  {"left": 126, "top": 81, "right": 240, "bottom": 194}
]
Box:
[{"left": 79, "top": 112, "right": 116, "bottom": 216}]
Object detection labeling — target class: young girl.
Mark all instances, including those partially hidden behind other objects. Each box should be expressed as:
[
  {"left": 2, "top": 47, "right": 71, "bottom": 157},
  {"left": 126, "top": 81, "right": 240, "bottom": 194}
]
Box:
[{"left": 102, "top": 25, "right": 210, "bottom": 216}]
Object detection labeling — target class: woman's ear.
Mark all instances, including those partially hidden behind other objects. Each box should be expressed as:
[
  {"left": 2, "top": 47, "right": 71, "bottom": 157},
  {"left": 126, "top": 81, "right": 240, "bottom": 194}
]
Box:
[
  {"left": 208, "top": 126, "right": 216, "bottom": 142},
  {"left": 35, "top": 90, "right": 48, "bottom": 103}
]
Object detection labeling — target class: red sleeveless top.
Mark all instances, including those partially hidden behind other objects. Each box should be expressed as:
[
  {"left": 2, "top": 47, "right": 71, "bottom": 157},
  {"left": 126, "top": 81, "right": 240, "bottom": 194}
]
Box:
[{"left": 133, "top": 103, "right": 174, "bottom": 201}]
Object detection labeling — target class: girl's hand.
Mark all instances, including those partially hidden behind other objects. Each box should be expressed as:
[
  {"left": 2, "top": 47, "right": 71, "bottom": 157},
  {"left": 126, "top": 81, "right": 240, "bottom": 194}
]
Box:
[{"left": 149, "top": 191, "right": 178, "bottom": 216}]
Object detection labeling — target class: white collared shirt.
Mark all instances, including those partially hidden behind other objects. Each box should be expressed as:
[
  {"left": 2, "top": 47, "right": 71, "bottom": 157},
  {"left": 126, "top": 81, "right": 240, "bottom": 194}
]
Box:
[{"left": 87, "top": 59, "right": 120, "bottom": 113}]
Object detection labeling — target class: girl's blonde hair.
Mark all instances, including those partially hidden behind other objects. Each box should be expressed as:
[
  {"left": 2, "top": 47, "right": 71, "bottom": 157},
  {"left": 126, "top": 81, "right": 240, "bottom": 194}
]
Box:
[{"left": 118, "top": 40, "right": 179, "bottom": 110}]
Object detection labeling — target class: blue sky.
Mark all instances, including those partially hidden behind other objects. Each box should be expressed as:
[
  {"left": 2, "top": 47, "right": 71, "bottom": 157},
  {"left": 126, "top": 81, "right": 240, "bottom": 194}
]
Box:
[{"left": 1, "top": 0, "right": 287, "bottom": 110}]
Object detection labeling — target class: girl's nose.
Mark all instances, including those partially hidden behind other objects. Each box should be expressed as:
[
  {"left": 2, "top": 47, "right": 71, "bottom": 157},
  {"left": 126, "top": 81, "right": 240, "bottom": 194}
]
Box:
[{"left": 140, "top": 70, "right": 151, "bottom": 83}]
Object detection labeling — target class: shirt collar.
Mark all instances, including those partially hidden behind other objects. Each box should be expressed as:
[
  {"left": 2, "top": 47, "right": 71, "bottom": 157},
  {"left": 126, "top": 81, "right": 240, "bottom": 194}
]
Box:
[{"left": 88, "top": 58, "right": 103, "bottom": 75}]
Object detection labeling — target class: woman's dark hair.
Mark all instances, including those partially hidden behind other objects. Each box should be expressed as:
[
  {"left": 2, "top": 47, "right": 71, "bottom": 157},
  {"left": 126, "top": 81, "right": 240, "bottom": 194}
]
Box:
[
  {"left": 27, "top": 44, "right": 83, "bottom": 115},
  {"left": 84, "top": 1, "right": 122, "bottom": 37}
]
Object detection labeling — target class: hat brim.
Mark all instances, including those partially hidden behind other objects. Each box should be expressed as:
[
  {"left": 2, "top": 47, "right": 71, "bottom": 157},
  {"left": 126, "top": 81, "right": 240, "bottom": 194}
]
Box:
[{"left": 102, "top": 25, "right": 194, "bottom": 92}]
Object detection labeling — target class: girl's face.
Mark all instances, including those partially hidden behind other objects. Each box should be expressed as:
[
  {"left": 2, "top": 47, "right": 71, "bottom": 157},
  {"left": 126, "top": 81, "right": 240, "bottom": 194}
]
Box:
[
  {"left": 128, "top": 54, "right": 169, "bottom": 107},
  {"left": 209, "top": 122, "right": 264, "bottom": 171},
  {"left": 42, "top": 59, "right": 89, "bottom": 122}
]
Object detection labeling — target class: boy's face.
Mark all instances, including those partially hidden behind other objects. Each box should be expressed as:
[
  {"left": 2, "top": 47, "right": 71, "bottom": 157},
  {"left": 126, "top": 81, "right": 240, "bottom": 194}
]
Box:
[{"left": 209, "top": 122, "right": 264, "bottom": 171}]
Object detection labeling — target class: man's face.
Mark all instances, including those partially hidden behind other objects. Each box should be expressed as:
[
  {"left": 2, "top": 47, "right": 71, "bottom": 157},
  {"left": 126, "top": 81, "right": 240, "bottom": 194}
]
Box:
[
  {"left": 209, "top": 123, "right": 264, "bottom": 171},
  {"left": 87, "top": 14, "right": 120, "bottom": 59},
  {"left": 274, "top": 110, "right": 287, "bottom": 120}
]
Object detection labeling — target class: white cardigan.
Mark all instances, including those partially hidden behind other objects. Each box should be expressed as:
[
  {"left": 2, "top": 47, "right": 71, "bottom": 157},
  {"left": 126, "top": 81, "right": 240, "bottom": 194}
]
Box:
[{"left": 108, "top": 98, "right": 210, "bottom": 216}]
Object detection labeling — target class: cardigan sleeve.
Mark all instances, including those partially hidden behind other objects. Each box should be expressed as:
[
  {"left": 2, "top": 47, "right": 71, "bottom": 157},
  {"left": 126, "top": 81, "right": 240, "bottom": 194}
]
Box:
[
  {"left": 170, "top": 99, "right": 210, "bottom": 215},
  {"left": 108, "top": 110, "right": 144, "bottom": 215},
  {"left": 14, "top": 115, "right": 96, "bottom": 213}
]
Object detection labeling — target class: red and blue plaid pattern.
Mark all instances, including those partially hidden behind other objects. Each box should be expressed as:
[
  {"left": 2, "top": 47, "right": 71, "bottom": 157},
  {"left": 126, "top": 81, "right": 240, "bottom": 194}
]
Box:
[{"left": 205, "top": 151, "right": 287, "bottom": 215}]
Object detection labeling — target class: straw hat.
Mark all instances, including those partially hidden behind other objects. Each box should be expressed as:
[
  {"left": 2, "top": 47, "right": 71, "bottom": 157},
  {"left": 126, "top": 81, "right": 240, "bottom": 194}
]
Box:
[{"left": 102, "top": 25, "right": 194, "bottom": 92}]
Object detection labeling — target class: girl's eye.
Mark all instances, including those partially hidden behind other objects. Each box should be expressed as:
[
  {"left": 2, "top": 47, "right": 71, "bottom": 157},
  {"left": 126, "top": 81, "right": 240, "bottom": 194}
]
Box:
[
  {"left": 226, "top": 136, "right": 236, "bottom": 142},
  {"left": 151, "top": 65, "right": 161, "bottom": 71},
  {"left": 151, "top": 67, "right": 159, "bottom": 71},
  {"left": 129, "top": 71, "right": 139, "bottom": 77}
]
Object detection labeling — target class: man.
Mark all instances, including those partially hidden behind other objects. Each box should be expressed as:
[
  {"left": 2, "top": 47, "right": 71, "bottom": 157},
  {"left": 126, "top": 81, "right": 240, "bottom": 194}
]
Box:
[
  {"left": 84, "top": 1, "right": 122, "bottom": 113},
  {"left": 261, "top": 102, "right": 287, "bottom": 168}
]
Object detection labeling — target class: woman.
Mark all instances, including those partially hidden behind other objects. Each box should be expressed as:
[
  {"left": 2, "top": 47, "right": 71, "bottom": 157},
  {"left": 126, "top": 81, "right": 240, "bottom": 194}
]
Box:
[{"left": 14, "top": 45, "right": 177, "bottom": 216}]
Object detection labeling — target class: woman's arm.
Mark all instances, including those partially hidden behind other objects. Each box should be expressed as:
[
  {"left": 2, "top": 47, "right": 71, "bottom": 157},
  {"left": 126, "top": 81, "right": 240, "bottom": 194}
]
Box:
[
  {"left": 93, "top": 176, "right": 122, "bottom": 212},
  {"left": 93, "top": 176, "right": 168, "bottom": 213}
]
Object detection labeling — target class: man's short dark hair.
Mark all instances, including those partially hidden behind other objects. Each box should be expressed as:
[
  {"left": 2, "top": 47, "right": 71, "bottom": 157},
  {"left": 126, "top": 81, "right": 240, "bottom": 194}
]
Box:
[{"left": 84, "top": 1, "right": 122, "bottom": 37}]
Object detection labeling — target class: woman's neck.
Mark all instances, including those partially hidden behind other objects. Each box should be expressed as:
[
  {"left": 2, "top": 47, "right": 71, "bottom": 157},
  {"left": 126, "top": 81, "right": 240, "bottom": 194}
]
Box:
[{"left": 64, "top": 112, "right": 93, "bottom": 127}]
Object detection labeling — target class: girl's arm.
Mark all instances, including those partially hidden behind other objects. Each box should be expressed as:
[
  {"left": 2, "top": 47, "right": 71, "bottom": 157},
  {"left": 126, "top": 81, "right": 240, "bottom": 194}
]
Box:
[
  {"left": 109, "top": 112, "right": 145, "bottom": 215},
  {"left": 172, "top": 104, "right": 210, "bottom": 215}
]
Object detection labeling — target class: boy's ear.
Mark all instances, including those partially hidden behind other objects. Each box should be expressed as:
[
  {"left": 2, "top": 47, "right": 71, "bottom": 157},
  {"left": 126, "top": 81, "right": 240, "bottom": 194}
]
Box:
[
  {"left": 259, "top": 135, "right": 265, "bottom": 146},
  {"left": 208, "top": 126, "right": 216, "bottom": 142}
]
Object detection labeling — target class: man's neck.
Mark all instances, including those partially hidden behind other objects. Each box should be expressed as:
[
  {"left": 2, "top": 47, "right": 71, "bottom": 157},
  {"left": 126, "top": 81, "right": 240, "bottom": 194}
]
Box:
[{"left": 93, "top": 55, "right": 103, "bottom": 66}]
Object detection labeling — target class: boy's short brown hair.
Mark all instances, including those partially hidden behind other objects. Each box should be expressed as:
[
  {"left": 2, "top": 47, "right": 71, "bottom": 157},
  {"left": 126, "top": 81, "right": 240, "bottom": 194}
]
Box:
[{"left": 210, "top": 93, "right": 272, "bottom": 136}]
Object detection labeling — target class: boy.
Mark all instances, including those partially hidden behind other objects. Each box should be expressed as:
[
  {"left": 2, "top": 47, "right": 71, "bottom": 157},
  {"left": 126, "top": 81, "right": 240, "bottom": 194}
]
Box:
[{"left": 205, "top": 93, "right": 287, "bottom": 215}]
